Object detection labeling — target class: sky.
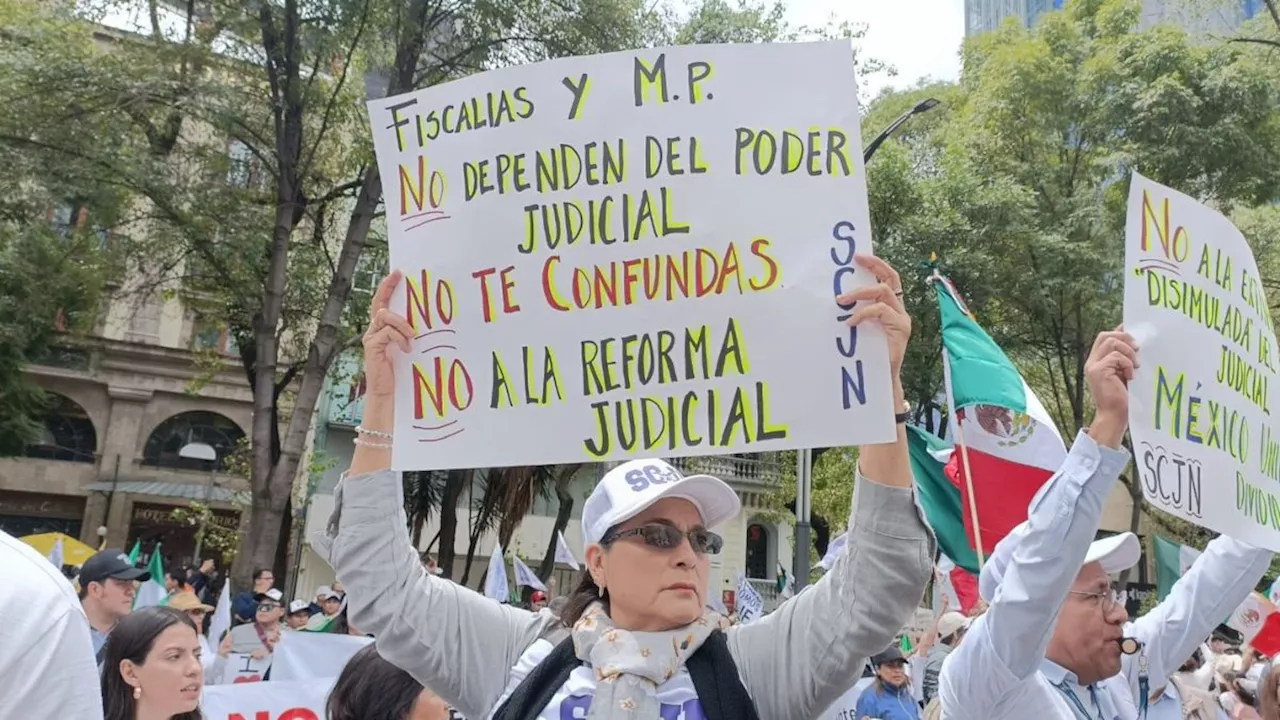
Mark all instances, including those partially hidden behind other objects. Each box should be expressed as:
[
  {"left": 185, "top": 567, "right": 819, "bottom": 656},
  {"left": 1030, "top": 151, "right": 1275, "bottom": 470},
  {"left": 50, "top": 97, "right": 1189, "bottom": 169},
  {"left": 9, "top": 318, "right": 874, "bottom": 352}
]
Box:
[{"left": 782, "top": 0, "right": 967, "bottom": 98}]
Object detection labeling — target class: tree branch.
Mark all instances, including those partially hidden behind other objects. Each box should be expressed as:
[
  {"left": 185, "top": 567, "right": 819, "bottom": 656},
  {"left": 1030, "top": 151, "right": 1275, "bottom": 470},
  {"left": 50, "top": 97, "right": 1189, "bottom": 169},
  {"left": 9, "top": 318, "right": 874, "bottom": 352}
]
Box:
[{"left": 300, "top": 0, "right": 372, "bottom": 180}]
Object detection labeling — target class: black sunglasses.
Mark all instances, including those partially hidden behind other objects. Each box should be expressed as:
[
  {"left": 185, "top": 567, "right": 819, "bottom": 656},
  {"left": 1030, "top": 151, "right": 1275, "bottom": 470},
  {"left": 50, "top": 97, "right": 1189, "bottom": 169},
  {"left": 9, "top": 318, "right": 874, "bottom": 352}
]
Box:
[
  {"left": 257, "top": 603, "right": 280, "bottom": 612},
  {"left": 601, "top": 524, "right": 723, "bottom": 555}
]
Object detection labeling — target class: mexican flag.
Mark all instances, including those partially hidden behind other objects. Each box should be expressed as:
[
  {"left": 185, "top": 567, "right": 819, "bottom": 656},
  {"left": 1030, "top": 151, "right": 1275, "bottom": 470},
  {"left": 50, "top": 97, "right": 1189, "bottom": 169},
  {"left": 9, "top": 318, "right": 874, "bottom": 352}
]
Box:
[
  {"left": 934, "top": 274, "right": 1066, "bottom": 555},
  {"left": 906, "top": 424, "right": 981, "bottom": 575},
  {"left": 127, "top": 539, "right": 142, "bottom": 564},
  {"left": 134, "top": 545, "right": 167, "bottom": 609},
  {"left": 1153, "top": 536, "right": 1202, "bottom": 601},
  {"left": 934, "top": 554, "right": 981, "bottom": 616}
]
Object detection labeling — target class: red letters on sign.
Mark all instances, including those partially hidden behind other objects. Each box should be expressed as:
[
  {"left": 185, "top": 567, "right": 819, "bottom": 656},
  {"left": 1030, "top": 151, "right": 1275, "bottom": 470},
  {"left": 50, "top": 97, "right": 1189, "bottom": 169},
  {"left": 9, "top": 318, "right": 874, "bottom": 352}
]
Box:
[{"left": 228, "top": 709, "right": 318, "bottom": 720}]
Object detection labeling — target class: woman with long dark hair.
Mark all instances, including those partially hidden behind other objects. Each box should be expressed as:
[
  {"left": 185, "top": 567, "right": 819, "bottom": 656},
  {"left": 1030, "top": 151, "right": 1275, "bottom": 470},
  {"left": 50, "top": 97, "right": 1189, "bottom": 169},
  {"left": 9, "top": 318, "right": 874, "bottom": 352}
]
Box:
[
  {"left": 101, "top": 606, "right": 203, "bottom": 720},
  {"left": 315, "top": 256, "right": 935, "bottom": 720},
  {"left": 327, "top": 644, "right": 450, "bottom": 720}
]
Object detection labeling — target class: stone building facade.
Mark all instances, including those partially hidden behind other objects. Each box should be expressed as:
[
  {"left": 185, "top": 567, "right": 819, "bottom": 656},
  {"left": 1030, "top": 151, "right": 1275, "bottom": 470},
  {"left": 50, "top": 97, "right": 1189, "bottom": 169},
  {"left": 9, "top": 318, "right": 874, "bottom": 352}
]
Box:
[{"left": 0, "top": 291, "right": 253, "bottom": 567}]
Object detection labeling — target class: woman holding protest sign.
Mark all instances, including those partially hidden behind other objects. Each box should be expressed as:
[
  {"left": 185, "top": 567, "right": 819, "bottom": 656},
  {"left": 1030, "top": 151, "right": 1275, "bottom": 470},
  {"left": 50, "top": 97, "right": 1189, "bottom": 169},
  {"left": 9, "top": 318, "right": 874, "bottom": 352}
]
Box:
[{"left": 315, "top": 255, "right": 934, "bottom": 720}]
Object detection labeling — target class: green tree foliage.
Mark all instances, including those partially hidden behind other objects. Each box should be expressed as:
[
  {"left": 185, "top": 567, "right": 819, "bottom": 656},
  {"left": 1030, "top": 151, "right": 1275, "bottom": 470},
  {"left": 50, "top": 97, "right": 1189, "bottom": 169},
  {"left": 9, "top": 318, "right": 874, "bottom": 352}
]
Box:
[
  {"left": 866, "top": 0, "right": 1280, "bottom": 438},
  {"left": 0, "top": 1, "right": 121, "bottom": 454}
]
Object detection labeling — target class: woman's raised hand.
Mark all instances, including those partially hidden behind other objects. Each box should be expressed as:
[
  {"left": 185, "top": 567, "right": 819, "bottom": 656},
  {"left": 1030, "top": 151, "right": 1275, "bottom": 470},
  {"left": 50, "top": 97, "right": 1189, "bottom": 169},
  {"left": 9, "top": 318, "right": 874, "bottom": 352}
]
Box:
[
  {"left": 362, "top": 270, "right": 415, "bottom": 399},
  {"left": 838, "top": 254, "right": 912, "bottom": 377}
]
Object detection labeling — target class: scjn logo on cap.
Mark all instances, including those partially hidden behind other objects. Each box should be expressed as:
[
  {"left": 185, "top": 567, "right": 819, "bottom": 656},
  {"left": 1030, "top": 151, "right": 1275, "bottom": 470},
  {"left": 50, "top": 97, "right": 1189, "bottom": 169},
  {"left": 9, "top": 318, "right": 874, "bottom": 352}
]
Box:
[{"left": 625, "top": 463, "right": 682, "bottom": 492}]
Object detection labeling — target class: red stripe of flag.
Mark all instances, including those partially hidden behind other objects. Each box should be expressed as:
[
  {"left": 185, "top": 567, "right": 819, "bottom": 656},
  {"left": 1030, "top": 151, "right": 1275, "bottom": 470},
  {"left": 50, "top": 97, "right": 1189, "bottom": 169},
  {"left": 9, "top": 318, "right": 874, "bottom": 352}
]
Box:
[{"left": 945, "top": 446, "right": 1055, "bottom": 555}]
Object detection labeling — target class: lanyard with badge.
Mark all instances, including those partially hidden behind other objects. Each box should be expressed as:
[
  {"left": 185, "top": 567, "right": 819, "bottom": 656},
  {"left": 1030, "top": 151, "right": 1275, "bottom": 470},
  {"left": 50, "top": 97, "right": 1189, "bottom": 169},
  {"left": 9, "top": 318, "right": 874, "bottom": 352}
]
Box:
[
  {"left": 1135, "top": 645, "right": 1149, "bottom": 720},
  {"left": 1054, "top": 682, "right": 1107, "bottom": 720}
]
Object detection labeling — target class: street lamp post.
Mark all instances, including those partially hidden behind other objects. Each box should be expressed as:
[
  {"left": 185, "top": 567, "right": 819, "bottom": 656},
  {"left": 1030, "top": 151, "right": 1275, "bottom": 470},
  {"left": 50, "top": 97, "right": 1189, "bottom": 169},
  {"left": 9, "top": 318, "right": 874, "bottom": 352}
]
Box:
[
  {"left": 179, "top": 442, "right": 218, "bottom": 562},
  {"left": 789, "top": 100, "right": 942, "bottom": 595},
  {"left": 862, "top": 98, "right": 941, "bottom": 163}
]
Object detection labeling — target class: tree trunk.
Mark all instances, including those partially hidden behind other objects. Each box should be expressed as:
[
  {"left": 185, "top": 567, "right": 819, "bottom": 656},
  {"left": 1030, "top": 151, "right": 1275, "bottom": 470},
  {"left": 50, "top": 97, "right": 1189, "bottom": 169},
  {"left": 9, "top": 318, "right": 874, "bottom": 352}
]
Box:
[
  {"left": 437, "top": 469, "right": 470, "bottom": 576},
  {"left": 461, "top": 477, "right": 500, "bottom": 586},
  {"left": 538, "top": 465, "right": 581, "bottom": 579}
]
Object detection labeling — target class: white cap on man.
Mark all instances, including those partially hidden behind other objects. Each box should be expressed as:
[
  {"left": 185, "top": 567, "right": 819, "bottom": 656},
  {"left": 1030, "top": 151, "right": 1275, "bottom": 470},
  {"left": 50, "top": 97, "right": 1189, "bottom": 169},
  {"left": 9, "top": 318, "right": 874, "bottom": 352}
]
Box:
[
  {"left": 581, "top": 459, "right": 740, "bottom": 551},
  {"left": 979, "top": 524, "right": 1142, "bottom": 602}
]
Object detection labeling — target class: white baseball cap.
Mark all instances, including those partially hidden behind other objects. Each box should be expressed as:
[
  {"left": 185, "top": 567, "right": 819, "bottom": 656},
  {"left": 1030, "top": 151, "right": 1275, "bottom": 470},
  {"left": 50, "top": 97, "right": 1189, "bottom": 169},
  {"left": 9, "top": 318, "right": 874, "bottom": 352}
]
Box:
[
  {"left": 288, "top": 599, "right": 313, "bottom": 615},
  {"left": 581, "top": 459, "right": 741, "bottom": 550},
  {"left": 937, "top": 611, "right": 970, "bottom": 639},
  {"left": 254, "top": 588, "right": 284, "bottom": 603},
  {"left": 979, "top": 524, "right": 1141, "bottom": 602}
]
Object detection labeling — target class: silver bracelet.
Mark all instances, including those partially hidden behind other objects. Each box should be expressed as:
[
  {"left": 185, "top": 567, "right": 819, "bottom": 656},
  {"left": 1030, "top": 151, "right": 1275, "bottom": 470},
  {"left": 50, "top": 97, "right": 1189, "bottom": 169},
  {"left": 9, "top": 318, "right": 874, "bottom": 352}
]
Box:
[
  {"left": 355, "top": 425, "right": 393, "bottom": 440},
  {"left": 354, "top": 437, "right": 393, "bottom": 449}
]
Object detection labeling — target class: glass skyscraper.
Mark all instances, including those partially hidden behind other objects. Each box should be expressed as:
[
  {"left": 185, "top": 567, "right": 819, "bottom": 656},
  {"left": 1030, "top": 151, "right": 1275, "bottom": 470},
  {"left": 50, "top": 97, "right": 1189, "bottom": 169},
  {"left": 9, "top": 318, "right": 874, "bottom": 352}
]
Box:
[{"left": 965, "top": 0, "right": 1259, "bottom": 37}]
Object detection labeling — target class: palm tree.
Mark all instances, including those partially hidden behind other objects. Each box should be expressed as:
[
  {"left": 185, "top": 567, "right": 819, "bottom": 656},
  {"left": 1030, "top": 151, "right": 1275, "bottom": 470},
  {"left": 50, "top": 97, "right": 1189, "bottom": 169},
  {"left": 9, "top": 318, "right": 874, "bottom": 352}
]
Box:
[
  {"left": 402, "top": 470, "right": 446, "bottom": 548},
  {"left": 537, "top": 463, "right": 583, "bottom": 580},
  {"left": 464, "top": 465, "right": 555, "bottom": 589}
]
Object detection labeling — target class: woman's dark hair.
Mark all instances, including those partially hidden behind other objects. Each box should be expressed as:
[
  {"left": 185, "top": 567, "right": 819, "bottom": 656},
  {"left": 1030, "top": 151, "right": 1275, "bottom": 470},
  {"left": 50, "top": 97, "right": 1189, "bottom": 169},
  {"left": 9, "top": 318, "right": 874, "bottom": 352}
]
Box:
[
  {"left": 101, "top": 606, "right": 203, "bottom": 720},
  {"left": 559, "top": 571, "right": 607, "bottom": 627},
  {"left": 326, "top": 644, "right": 425, "bottom": 720},
  {"left": 1259, "top": 668, "right": 1280, "bottom": 720}
]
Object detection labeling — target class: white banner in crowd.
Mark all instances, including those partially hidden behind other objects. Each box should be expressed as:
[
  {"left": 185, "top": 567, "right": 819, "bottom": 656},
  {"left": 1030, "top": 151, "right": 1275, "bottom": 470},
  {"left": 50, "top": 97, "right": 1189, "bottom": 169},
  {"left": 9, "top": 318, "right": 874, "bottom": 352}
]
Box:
[
  {"left": 221, "top": 653, "right": 272, "bottom": 684},
  {"left": 1123, "top": 172, "right": 1280, "bottom": 551},
  {"left": 512, "top": 555, "right": 548, "bottom": 591},
  {"left": 486, "top": 543, "right": 511, "bottom": 602},
  {"left": 367, "top": 40, "right": 895, "bottom": 470},
  {"left": 270, "top": 631, "right": 372, "bottom": 682},
  {"left": 555, "top": 530, "right": 580, "bottom": 570},
  {"left": 735, "top": 573, "right": 763, "bottom": 624},
  {"left": 202, "top": 678, "right": 333, "bottom": 720}
]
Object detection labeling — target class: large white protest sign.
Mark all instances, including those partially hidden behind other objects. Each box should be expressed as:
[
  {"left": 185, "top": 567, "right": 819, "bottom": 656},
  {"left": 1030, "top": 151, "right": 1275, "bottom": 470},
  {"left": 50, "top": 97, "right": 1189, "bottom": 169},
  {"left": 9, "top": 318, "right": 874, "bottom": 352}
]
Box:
[
  {"left": 367, "top": 40, "right": 895, "bottom": 470},
  {"left": 269, "top": 631, "right": 371, "bottom": 681},
  {"left": 1124, "top": 172, "right": 1280, "bottom": 550},
  {"left": 202, "top": 678, "right": 332, "bottom": 720},
  {"left": 221, "top": 653, "right": 272, "bottom": 684}
]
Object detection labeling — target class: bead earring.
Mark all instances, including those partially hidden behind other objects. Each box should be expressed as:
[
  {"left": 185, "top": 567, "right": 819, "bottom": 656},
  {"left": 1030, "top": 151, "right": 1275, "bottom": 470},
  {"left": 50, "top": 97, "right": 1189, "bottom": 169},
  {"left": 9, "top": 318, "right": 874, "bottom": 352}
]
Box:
[{"left": 132, "top": 686, "right": 142, "bottom": 700}]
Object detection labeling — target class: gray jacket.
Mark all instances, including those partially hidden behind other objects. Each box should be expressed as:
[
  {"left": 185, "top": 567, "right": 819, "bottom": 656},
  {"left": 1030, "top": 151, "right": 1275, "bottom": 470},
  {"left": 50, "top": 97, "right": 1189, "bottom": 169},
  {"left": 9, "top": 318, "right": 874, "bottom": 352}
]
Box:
[{"left": 315, "top": 468, "right": 935, "bottom": 720}]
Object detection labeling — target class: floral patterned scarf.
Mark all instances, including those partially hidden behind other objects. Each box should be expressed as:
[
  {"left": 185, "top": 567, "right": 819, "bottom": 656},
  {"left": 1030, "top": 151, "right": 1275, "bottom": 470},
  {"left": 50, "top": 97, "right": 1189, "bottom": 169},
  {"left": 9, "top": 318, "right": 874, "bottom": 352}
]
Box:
[{"left": 570, "top": 601, "right": 715, "bottom": 720}]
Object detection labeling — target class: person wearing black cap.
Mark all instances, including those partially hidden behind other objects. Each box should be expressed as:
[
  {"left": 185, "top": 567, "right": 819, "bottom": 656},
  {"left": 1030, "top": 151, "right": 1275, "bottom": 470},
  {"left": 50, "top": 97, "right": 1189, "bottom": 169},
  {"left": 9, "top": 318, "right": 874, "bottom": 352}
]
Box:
[
  {"left": 855, "top": 647, "right": 920, "bottom": 720},
  {"left": 80, "top": 548, "right": 151, "bottom": 666}
]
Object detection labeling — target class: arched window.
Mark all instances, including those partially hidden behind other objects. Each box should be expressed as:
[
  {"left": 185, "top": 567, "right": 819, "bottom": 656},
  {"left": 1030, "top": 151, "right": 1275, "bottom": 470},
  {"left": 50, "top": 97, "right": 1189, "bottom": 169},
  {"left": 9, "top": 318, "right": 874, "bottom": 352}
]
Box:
[
  {"left": 25, "top": 394, "right": 97, "bottom": 463},
  {"left": 142, "top": 412, "right": 245, "bottom": 472},
  {"left": 745, "top": 522, "right": 770, "bottom": 580}
]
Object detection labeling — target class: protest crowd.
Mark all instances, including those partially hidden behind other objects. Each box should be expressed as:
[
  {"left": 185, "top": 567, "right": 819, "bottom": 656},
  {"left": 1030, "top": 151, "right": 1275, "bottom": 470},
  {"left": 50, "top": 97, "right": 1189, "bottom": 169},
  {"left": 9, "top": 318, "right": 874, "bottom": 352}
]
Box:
[
  {"left": 6, "top": 235, "right": 1280, "bottom": 720},
  {"left": 6, "top": 7, "right": 1280, "bottom": 720}
]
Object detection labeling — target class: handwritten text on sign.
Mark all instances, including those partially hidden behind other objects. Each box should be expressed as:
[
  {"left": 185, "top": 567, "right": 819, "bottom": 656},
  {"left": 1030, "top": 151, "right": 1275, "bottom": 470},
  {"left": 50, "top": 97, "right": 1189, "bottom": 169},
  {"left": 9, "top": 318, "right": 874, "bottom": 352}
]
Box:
[
  {"left": 1124, "top": 172, "right": 1280, "bottom": 551},
  {"left": 368, "top": 41, "right": 895, "bottom": 469}
]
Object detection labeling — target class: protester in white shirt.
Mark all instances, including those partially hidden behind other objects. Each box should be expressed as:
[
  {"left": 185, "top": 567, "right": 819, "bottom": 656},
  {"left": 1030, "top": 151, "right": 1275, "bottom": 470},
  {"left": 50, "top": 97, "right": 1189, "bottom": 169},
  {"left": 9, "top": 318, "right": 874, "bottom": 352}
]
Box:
[
  {"left": 939, "top": 328, "right": 1274, "bottom": 720},
  {"left": 0, "top": 529, "right": 104, "bottom": 720},
  {"left": 937, "top": 328, "right": 1136, "bottom": 719}
]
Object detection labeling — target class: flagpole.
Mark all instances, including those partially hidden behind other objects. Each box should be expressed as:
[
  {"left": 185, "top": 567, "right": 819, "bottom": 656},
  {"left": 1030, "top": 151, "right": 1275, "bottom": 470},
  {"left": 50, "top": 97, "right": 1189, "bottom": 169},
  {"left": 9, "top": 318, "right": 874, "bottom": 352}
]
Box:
[
  {"left": 930, "top": 269, "right": 988, "bottom": 567},
  {"left": 940, "top": 319, "right": 987, "bottom": 568}
]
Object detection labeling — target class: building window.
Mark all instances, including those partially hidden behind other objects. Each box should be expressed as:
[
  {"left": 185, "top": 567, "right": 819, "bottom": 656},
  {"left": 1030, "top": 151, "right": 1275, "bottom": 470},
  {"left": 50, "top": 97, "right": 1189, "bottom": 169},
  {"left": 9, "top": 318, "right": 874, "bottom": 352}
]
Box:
[
  {"left": 142, "top": 412, "right": 246, "bottom": 472},
  {"left": 192, "top": 319, "right": 238, "bottom": 356},
  {"left": 126, "top": 293, "right": 163, "bottom": 344},
  {"left": 24, "top": 394, "right": 97, "bottom": 463},
  {"left": 745, "top": 522, "right": 770, "bottom": 580},
  {"left": 351, "top": 249, "right": 387, "bottom": 312},
  {"left": 227, "top": 139, "right": 261, "bottom": 189}
]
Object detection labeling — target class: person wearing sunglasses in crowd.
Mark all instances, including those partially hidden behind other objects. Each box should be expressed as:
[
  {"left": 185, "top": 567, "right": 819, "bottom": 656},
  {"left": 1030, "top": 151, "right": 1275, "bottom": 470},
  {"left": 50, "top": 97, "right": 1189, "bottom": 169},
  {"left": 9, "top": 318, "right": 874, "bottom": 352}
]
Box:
[
  {"left": 314, "top": 256, "right": 935, "bottom": 720},
  {"left": 937, "top": 329, "right": 1273, "bottom": 719},
  {"left": 209, "top": 588, "right": 285, "bottom": 683}
]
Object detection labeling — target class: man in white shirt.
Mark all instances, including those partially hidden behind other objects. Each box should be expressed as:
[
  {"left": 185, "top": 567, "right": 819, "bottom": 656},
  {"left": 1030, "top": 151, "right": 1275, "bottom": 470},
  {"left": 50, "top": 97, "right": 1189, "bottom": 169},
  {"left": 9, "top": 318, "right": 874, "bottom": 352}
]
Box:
[
  {"left": 0, "top": 530, "right": 104, "bottom": 720},
  {"left": 938, "top": 329, "right": 1273, "bottom": 719}
]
